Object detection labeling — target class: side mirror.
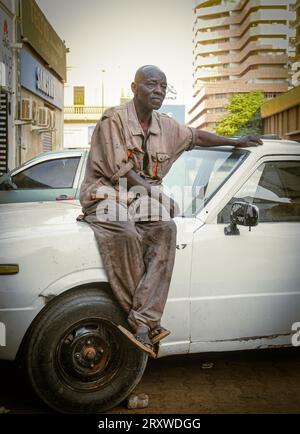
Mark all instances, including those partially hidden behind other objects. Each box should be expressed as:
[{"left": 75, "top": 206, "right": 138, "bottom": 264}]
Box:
[
  {"left": 0, "top": 174, "right": 18, "bottom": 190},
  {"left": 224, "top": 201, "right": 259, "bottom": 236}
]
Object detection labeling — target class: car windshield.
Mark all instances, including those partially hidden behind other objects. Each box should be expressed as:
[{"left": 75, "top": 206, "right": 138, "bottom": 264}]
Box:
[{"left": 163, "top": 147, "right": 249, "bottom": 217}]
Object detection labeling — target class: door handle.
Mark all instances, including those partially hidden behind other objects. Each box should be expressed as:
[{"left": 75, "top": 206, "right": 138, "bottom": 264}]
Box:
[{"left": 56, "top": 194, "right": 74, "bottom": 200}]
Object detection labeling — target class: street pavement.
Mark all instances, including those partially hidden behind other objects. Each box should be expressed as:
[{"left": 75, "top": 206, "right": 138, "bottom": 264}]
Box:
[{"left": 0, "top": 348, "right": 300, "bottom": 414}]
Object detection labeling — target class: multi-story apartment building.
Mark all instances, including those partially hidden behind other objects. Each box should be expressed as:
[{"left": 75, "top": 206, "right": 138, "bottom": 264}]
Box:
[
  {"left": 188, "top": 0, "right": 296, "bottom": 132},
  {"left": 291, "top": 0, "right": 300, "bottom": 85}
]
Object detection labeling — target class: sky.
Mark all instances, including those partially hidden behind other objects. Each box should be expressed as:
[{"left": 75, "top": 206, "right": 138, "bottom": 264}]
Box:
[{"left": 36, "top": 0, "right": 195, "bottom": 111}]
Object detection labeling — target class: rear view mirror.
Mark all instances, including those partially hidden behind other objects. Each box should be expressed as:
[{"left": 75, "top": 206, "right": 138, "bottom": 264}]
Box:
[{"left": 224, "top": 201, "right": 259, "bottom": 236}]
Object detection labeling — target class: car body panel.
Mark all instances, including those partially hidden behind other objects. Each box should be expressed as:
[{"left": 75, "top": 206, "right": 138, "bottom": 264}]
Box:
[
  {"left": 192, "top": 149, "right": 300, "bottom": 351},
  {"left": 0, "top": 201, "right": 202, "bottom": 359},
  {"left": 190, "top": 222, "right": 300, "bottom": 348}
]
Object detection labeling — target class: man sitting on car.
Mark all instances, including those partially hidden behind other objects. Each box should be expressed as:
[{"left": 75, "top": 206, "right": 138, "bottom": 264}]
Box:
[{"left": 79, "top": 65, "right": 262, "bottom": 358}]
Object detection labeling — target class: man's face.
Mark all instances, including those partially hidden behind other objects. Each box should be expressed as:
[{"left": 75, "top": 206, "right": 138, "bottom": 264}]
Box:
[{"left": 132, "top": 69, "right": 167, "bottom": 111}]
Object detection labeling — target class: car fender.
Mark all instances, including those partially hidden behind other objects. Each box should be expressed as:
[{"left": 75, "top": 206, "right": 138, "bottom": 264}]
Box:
[
  {"left": 39, "top": 267, "right": 109, "bottom": 299},
  {"left": 0, "top": 268, "right": 110, "bottom": 361}
]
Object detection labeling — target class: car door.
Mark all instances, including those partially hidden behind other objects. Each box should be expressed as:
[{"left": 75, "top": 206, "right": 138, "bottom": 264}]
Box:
[
  {"left": 190, "top": 156, "right": 300, "bottom": 350},
  {"left": 0, "top": 156, "right": 81, "bottom": 203}
]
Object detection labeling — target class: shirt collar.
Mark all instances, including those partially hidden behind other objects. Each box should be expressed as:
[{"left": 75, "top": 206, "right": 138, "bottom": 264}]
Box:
[{"left": 127, "top": 99, "right": 161, "bottom": 136}]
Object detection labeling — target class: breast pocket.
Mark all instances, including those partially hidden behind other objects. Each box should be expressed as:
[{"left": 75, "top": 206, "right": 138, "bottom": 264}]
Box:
[
  {"left": 151, "top": 152, "right": 171, "bottom": 179},
  {"left": 127, "top": 143, "right": 144, "bottom": 171}
]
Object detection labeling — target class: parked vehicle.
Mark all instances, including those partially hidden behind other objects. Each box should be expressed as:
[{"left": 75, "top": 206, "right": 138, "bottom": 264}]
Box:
[
  {"left": 0, "top": 149, "right": 88, "bottom": 203},
  {"left": 0, "top": 139, "right": 299, "bottom": 413}
]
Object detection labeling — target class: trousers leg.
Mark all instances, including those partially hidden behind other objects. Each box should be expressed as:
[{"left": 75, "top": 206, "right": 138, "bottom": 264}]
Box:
[
  {"left": 85, "top": 214, "right": 177, "bottom": 331},
  {"left": 128, "top": 220, "right": 177, "bottom": 330},
  {"left": 84, "top": 213, "right": 145, "bottom": 315}
]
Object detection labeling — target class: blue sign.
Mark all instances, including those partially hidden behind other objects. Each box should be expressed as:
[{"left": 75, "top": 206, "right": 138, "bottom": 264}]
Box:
[{"left": 20, "top": 49, "right": 63, "bottom": 110}]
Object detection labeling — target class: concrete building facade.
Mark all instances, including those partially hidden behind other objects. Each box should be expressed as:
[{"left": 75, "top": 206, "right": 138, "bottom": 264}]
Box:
[
  {"left": 0, "top": 0, "right": 67, "bottom": 175},
  {"left": 291, "top": 0, "right": 300, "bottom": 86},
  {"left": 261, "top": 85, "right": 300, "bottom": 141},
  {"left": 188, "top": 0, "right": 297, "bottom": 132},
  {"left": 0, "top": 0, "right": 17, "bottom": 175}
]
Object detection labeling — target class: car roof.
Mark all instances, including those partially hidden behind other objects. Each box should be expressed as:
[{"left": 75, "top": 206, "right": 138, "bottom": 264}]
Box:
[
  {"left": 195, "top": 139, "right": 300, "bottom": 156},
  {"left": 16, "top": 148, "right": 88, "bottom": 167},
  {"left": 246, "top": 139, "right": 300, "bottom": 157},
  {"left": 39, "top": 148, "right": 89, "bottom": 157}
]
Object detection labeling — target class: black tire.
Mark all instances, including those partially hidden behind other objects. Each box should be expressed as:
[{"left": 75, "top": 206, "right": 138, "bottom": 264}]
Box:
[{"left": 24, "top": 287, "right": 148, "bottom": 413}]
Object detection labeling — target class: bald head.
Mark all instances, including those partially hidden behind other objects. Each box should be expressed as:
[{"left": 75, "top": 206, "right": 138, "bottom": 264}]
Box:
[
  {"left": 131, "top": 65, "right": 167, "bottom": 113},
  {"left": 134, "top": 65, "right": 167, "bottom": 85}
]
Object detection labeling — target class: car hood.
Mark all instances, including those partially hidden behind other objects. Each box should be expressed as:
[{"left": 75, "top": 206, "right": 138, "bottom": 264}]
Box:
[{"left": 0, "top": 201, "right": 82, "bottom": 240}]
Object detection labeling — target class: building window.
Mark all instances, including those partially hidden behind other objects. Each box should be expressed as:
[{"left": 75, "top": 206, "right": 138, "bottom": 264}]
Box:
[{"left": 73, "top": 86, "right": 85, "bottom": 106}]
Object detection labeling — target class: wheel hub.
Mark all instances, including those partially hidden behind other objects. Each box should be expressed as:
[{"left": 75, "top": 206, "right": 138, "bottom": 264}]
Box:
[{"left": 56, "top": 319, "right": 124, "bottom": 391}]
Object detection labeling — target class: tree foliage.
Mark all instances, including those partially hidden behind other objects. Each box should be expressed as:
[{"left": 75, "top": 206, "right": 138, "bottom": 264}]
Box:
[{"left": 216, "top": 91, "right": 265, "bottom": 136}]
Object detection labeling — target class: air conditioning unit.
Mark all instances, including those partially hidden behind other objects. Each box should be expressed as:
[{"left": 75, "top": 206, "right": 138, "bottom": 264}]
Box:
[
  {"left": 32, "top": 100, "right": 38, "bottom": 124},
  {"left": 49, "top": 110, "right": 56, "bottom": 129},
  {"left": 0, "top": 62, "right": 6, "bottom": 87},
  {"left": 20, "top": 98, "right": 32, "bottom": 121},
  {"left": 38, "top": 107, "right": 48, "bottom": 127}
]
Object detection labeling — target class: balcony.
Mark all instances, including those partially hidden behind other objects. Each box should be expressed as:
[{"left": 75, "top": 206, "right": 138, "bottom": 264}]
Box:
[
  {"left": 64, "top": 106, "right": 107, "bottom": 122},
  {"left": 195, "top": 0, "right": 247, "bottom": 18},
  {"left": 64, "top": 106, "right": 105, "bottom": 114},
  {"left": 195, "top": 10, "right": 293, "bottom": 41},
  {"left": 195, "top": 54, "right": 288, "bottom": 79},
  {"left": 195, "top": 25, "right": 290, "bottom": 55},
  {"left": 195, "top": 6, "right": 293, "bottom": 32},
  {"left": 195, "top": 0, "right": 290, "bottom": 19}
]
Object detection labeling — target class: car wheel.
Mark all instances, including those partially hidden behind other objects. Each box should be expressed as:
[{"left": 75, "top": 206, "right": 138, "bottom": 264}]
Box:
[{"left": 24, "top": 287, "right": 148, "bottom": 413}]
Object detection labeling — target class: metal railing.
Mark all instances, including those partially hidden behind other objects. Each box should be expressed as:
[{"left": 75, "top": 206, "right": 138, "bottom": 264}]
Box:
[{"left": 64, "top": 106, "right": 107, "bottom": 114}]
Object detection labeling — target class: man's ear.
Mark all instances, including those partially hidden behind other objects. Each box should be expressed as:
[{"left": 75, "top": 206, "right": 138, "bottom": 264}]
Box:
[{"left": 131, "top": 82, "right": 137, "bottom": 95}]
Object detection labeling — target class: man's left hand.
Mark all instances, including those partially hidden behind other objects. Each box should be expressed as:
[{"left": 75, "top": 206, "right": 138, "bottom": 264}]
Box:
[{"left": 235, "top": 135, "right": 263, "bottom": 147}]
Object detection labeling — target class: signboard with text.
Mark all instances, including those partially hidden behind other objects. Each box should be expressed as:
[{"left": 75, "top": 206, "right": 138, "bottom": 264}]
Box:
[
  {"left": 21, "top": 49, "right": 63, "bottom": 110},
  {"left": 20, "top": 0, "right": 66, "bottom": 81}
]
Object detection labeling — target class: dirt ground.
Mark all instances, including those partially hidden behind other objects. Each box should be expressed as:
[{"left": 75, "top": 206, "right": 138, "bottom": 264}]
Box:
[{"left": 1, "top": 348, "right": 300, "bottom": 414}]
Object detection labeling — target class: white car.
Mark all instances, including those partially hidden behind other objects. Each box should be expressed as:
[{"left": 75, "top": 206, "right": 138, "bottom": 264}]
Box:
[{"left": 0, "top": 139, "right": 299, "bottom": 413}]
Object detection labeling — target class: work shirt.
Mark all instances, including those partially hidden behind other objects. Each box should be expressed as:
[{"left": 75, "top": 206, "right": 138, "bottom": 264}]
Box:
[{"left": 80, "top": 99, "right": 196, "bottom": 215}]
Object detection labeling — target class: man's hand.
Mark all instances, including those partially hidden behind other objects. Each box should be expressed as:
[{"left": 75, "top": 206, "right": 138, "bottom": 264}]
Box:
[{"left": 235, "top": 135, "right": 263, "bottom": 148}]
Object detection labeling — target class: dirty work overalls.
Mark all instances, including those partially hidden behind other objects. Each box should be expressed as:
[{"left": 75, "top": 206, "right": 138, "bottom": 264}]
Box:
[{"left": 79, "top": 99, "right": 195, "bottom": 332}]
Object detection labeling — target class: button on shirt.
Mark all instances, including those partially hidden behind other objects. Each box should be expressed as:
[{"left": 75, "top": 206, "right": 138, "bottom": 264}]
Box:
[{"left": 79, "top": 99, "right": 196, "bottom": 215}]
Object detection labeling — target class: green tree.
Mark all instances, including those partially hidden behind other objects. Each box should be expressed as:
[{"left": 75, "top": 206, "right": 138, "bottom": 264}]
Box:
[{"left": 216, "top": 91, "right": 265, "bottom": 136}]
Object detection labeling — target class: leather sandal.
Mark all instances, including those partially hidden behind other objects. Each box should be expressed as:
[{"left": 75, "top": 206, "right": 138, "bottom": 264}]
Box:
[
  {"left": 118, "top": 325, "right": 156, "bottom": 359},
  {"left": 150, "top": 326, "right": 171, "bottom": 345}
]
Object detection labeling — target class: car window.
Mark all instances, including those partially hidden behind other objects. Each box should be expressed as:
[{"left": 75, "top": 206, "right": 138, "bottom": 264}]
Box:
[
  {"left": 12, "top": 157, "right": 80, "bottom": 189},
  {"left": 163, "top": 148, "right": 248, "bottom": 216},
  {"left": 218, "top": 160, "right": 300, "bottom": 223}
]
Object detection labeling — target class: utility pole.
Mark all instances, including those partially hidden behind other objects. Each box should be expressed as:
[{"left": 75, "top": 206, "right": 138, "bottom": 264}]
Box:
[{"left": 101, "top": 69, "right": 106, "bottom": 116}]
